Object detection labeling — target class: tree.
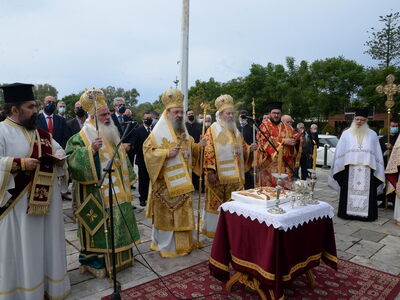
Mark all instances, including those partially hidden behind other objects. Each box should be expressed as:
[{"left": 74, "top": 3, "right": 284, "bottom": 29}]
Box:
[
  {"left": 310, "top": 57, "right": 365, "bottom": 119},
  {"left": 358, "top": 66, "right": 400, "bottom": 112},
  {"left": 364, "top": 11, "right": 400, "bottom": 68},
  {"left": 61, "top": 93, "right": 81, "bottom": 118},
  {"left": 34, "top": 84, "right": 58, "bottom": 102},
  {"left": 101, "top": 86, "right": 140, "bottom": 107}
]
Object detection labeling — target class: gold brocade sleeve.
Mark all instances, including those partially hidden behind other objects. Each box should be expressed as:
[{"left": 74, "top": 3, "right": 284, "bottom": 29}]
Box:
[
  {"left": 143, "top": 134, "right": 169, "bottom": 184},
  {"left": 241, "top": 138, "right": 253, "bottom": 172},
  {"left": 203, "top": 128, "right": 217, "bottom": 171},
  {"left": 191, "top": 139, "right": 202, "bottom": 177}
]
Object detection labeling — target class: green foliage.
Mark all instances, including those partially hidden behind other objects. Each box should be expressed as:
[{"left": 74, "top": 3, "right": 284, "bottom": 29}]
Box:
[
  {"left": 101, "top": 86, "right": 140, "bottom": 107},
  {"left": 321, "top": 124, "right": 335, "bottom": 135},
  {"left": 364, "top": 11, "right": 400, "bottom": 68},
  {"left": 61, "top": 93, "right": 81, "bottom": 118},
  {"left": 310, "top": 57, "right": 365, "bottom": 119},
  {"left": 34, "top": 84, "right": 58, "bottom": 102},
  {"left": 358, "top": 66, "right": 400, "bottom": 112}
]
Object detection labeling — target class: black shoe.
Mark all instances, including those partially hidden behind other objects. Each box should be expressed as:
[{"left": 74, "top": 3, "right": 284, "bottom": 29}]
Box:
[
  {"left": 132, "top": 205, "right": 137, "bottom": 210},
  {"left": 378, "top": 202, "right": 386, "bottom": 208},
  {"left": 140, "top": 201, "right": 146, "bottom": 207}
]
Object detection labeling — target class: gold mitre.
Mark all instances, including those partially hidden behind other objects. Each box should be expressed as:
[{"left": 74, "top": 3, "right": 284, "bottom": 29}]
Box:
[
  {"left": 161, "top": 89, "right": 184, "bottom": 109},
  {"left": 80, "top": 88, "right": 107, "bottom": 115},
  {"left": 215, "top": 94, "right": 234, "bottom": 112}
]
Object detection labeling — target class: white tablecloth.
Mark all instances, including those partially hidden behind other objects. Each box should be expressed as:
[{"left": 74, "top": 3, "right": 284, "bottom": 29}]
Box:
[{"left": 219, "top": 200, "right": 334, "bottom": 232}]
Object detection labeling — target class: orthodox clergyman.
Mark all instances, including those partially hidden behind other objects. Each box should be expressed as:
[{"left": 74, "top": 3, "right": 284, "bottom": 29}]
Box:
[
  {"left": 329, "top": 108, "right": 385, "bottom": 221},
  {"left": 0, "top": 83, "right": 71, "bottom": 299},
  {"left": 66, "top": 89, "right": 140, "bottom": 277},
  {"left": 143, "top": 89, "right": 205, "bottom": 257},
  {"left": 202, "top": 95, "right": 256, "bottom": 238}
]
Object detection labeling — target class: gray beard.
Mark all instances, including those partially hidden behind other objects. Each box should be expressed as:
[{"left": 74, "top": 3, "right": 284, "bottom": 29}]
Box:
[
  {"left": 221, "top": 119, "right": 237, "bottom": 133},
  {"left": 98, "top": 122, "right": 120, "bottom": 146},
  {"left": 350, "top": 121, "right": 369, "bottom": 145},
  {"left": 170, "top": 118, "right": 185, "bottom": 133}
]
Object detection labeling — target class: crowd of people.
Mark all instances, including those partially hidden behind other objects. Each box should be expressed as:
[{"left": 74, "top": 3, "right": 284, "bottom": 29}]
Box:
[{"left": 0, "top": 83, "right": 398, "bottom": 299}]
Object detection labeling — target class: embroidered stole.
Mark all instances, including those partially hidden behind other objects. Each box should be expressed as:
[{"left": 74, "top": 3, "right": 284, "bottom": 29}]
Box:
[
  {"left": 80, "top": 124, "right": 132, "bottom": 208},
  {"left": 211, "top": 122, "right": 244, "bottom": 184},
  {"left": 346, "top": 165, "right": 370, "bottom": 217},
  {"left": 0, "top": 128, "right": 54, "bottom": 218},
  {"left": 150, "top": 112, "right": 194, "bottom": 197}
]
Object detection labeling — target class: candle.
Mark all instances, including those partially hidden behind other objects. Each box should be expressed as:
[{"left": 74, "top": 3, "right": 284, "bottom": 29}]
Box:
[
  {"left": 312, "top": 144, "right": 317, "bottom": 170},
  {"left": 277, "top": 147, "right": 283, "bottom": 175}
]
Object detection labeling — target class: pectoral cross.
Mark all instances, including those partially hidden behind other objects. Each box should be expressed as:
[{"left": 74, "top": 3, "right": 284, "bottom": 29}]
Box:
[{"left": 376, "top": 74, "right": 400, "bottom": 143}]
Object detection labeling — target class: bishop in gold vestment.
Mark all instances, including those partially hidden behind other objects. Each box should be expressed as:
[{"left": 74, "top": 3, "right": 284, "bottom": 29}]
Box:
[
  {"left": 202, "top": 95, "right": 255, "bottom": 238},
  {"left": 144, "top": 89, "right": 202, "bottom": 257}
]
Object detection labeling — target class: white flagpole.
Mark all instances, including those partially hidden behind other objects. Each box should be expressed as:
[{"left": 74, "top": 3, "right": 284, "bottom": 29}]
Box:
[{"left": 180, "top": 0, "right": 190, "bottom": 116}]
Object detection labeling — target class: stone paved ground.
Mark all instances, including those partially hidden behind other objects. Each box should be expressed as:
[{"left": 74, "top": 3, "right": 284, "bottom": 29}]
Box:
[{"left": 64, "top": 168, "right": 400, "bottom": 300}]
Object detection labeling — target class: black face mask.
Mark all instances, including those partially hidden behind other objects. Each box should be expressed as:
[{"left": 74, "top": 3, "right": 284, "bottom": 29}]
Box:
[
  {"left": 44, "top": 102, "right": 56, "bottom": 114},
  {"left": 75, "top": 108, "right": 86, "bottom": 118},
  {"left": 144, "top": 118, "right": 153, "bottom": 126},
  {"left": 118, "top": 105, "right": 126, "bottom": 114},
  {"left": 188, "top": 115, "right": 195, "bottom": 122},
  {"left": 21, "top": 113, "right": 37, "bottom": 130}
]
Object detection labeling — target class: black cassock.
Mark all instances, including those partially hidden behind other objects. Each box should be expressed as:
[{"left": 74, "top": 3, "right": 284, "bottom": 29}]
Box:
[{"left": 334, "top": 165, "right": 382, "bottom": 221}]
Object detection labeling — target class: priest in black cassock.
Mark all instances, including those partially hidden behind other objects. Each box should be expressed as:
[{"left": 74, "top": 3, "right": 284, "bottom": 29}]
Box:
[{"left": 328, "top": 108, "right": 385, "bottom": 221}]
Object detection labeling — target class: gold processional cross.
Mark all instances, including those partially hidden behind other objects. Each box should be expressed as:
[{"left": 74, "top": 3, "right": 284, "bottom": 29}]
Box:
[{"left": 376, "top": 74, "right": 400, "bottom": 143}]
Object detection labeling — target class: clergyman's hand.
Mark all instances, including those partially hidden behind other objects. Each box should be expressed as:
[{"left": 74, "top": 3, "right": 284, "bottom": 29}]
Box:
[
  {"left": 207, "top": 172, "right": 217, "bottom": 184},
  {"left": 25, "top": 158, "right": 40, "bottom": 171},
  {"left": 123, "top": 143, "right": 131, "bottom": 151},
  {"left": 169, "top": 146, "right": 180, "bottom": 158},
  {"left": 386, "top": 143, "right": 392, "bottom": 150},
  {"left": 250, "top": 143, "right": 258, "bottom": 151},
  {"left": 91, "top": 137, "right": 103, "bottom": 152},
  {"left": 283, "top": 138, "right": 296, "bottom": 146},
  {"left": 199, "top": 137, "right": 207, "bottom": 147}
]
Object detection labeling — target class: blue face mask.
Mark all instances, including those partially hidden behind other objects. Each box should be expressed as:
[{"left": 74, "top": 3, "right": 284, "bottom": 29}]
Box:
[
  {"left": 58, "top": 107, "right": 66, "bottom": 115},
  {"left": 390, "top": 127, "right": 399, "bottom": 134},
  {"left": 152, "top": 119, "right": 158, "bottom": 125},
  {"left": 240, "top": 120, "right": 247, "bottom": 126},
  {"left": 44, "top": 102, "right": 56, "bottom": 114}
]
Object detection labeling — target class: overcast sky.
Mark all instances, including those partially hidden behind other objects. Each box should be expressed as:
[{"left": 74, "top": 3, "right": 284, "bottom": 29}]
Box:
[{"left": 0, "top": 0, "right": 398, "bottom": 103}]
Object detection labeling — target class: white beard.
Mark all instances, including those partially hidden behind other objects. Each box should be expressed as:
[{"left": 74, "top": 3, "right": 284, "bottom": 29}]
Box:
[
  {"left": 98, "top": 122, "right": 120, "bottom": 146},
  {"left": 350, "top": 120, "right": 369, "bottom": 145},
  {"left": 217, "top": 115, "right": 237, "bottom": 134}
]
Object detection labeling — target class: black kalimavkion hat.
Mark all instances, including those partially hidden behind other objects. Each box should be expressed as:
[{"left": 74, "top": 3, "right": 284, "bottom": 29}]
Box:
[
  {"left": 0, "top": 83, "right": 35, "bottom": 103},
  {"left": 266, "top": 101, "right": 283, "bottom": 112},
  {"left": 354, "top": 108, "right": 369, "bottom": 118}
]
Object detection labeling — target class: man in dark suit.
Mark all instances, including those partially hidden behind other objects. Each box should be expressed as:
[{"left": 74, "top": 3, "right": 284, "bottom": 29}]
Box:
[
  {"left": 110, "top": 97, "right": 135, "bottom": 160},
  {"left": 132, "top": 112, "right": 153, "bottom": 207},
  {"left": 185, "top": 109, "right": 202, "bottom": 190},
  {"left": 36, "top": 96, "right": 68, "bottom": 149},
  {"left": 37, "top": 95, "right": 69, "bottom": 201},
  {"left": 239, "top": 110, "right": 255, "bottom": 189},
  {"left": 66, "top": 101, "right": 87, "bottom": 141}
]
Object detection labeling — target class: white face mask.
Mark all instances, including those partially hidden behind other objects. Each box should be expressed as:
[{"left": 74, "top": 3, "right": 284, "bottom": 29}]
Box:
[
  {"left": 310, "top": 129, "right": 317, "bottom": 133},
  {"left": 205, "top": 122, "right": 211, "bottom": 127}
]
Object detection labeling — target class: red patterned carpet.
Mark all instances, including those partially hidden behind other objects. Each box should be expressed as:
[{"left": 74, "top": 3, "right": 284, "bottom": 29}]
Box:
[{"left": 102, "top": 259, "right": 400, "bottom": 300}]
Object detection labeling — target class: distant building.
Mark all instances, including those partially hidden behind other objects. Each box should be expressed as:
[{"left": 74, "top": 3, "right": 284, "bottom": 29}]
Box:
[{"left": 328, "top": 107, "right": 392, "bottom": 136}]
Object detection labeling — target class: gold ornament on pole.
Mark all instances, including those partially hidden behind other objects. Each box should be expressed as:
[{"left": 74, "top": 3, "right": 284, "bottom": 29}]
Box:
[
  {"left": 252, "top": 98, "right": 257, "bottom": 187},
  {"left": 194, "top": 102, "right": 210, "bottom": 249},
  {"left": 376, "top": 74, "right": 400, "bottom": 143}
]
